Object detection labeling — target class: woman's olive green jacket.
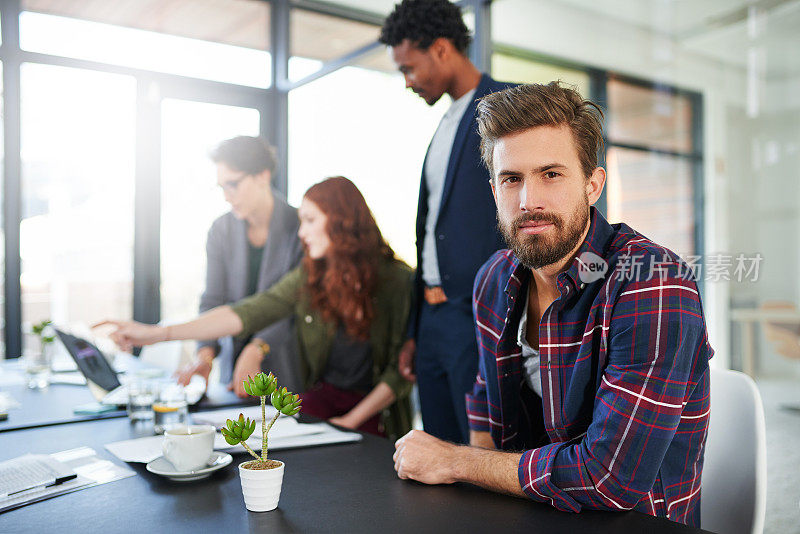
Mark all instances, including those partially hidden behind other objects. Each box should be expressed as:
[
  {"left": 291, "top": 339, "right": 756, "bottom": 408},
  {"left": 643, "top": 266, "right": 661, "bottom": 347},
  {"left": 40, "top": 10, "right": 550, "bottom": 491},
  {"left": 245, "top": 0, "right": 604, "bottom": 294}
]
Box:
[{"left": 230, "top": 257, "right": 414, "bottom": 439}]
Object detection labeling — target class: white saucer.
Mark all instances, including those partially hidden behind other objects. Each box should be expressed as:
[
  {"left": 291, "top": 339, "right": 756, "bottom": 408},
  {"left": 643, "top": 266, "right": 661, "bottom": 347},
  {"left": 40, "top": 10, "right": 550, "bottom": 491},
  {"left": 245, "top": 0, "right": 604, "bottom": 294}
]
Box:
[{"left": 146, "top": 451, "right": 233, "bottom": 481}]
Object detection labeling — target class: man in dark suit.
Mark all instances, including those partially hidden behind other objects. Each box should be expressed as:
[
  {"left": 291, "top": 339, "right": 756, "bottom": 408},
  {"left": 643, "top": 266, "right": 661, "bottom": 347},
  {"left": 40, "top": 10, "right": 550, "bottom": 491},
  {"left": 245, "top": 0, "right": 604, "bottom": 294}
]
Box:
[{"left": 380, "top": 0, "right": 514, "bottom": 443}]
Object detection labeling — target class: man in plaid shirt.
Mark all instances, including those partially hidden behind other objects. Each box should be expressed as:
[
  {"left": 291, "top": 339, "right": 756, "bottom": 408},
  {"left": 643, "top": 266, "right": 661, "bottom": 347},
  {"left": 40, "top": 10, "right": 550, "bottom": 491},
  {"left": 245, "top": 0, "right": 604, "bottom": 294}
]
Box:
[{"left": 393, "top": 82, "right": 713, "bottom": 527}]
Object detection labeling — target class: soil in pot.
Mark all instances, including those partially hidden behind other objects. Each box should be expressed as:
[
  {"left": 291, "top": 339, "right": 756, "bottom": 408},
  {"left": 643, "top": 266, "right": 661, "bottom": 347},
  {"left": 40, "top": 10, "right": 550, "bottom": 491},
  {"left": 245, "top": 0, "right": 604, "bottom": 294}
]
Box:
[{"left": 241, "top": 459, "right": 282, "bottom": 470}]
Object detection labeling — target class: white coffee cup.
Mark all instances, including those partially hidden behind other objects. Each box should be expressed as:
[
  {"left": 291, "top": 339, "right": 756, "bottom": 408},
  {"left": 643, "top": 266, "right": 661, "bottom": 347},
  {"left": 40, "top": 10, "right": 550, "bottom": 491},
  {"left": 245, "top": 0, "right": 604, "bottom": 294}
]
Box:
[{"left": 162, "top": 424, "right": 215, "bottom": 472}]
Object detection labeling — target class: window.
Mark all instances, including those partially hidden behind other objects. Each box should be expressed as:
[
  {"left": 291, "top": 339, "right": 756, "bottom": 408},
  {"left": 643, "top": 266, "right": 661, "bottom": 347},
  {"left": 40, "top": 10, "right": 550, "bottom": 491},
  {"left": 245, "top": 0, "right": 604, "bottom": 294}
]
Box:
[
  {"left": 20, "top": 1, "right": 271, "bottom": 88},
  {"left": 160, "top": 100, "right": 260, "bottom": 322},
  {"left": 20, "top": 63, "right": 136, "bottom": 334},
  {"left": 607, "top": 79, "right": 693, "bottom": 153},
  {"left": 289, "top": 8, "right": 381, "bottom": 82},
  {"left": 605, "top": 78, "right": 700, "bottom": 257},
  {"left": 491, "top": 53, "right": 590, "bottom": 95},
  {"left": 606, "top": 148, "right": 695, "bottom": 256},
  {"left": 288, "top": 66, "right": 448, "bottom": 266}
]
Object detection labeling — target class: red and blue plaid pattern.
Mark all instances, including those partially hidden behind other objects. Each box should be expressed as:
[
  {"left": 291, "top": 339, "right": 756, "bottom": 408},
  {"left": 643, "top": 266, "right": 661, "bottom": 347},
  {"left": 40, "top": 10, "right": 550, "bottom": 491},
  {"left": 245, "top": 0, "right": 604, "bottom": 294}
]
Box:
[{"left": 467, "top": 208, "right": 712, "bottom": 526}]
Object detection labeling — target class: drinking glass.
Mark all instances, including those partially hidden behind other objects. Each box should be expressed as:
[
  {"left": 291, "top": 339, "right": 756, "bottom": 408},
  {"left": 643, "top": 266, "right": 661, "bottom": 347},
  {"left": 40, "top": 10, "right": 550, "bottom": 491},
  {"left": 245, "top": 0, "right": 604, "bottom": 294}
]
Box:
[
  {"left": 153, "top": 384, "right": 188, "bottom": 434},
  {"left": 127, "top": 379, "right": 156, "bottom": 421}
]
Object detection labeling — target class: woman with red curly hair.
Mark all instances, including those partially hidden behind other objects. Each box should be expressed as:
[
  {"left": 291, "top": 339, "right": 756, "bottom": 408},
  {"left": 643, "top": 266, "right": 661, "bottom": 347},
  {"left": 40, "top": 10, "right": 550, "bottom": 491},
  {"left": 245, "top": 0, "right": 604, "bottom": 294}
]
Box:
[{"left": 99, "top": 177, "right": 413, "bottom": 438}]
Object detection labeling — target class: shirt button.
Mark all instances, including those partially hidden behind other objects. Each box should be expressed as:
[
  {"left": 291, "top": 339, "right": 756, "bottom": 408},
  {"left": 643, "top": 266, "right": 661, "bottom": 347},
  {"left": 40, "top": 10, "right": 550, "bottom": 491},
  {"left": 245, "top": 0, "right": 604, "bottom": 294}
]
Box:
[
  {"left": 305, "top": 315, "right": 313, "bottom": 323},
  {"left": 438, "top": 234, "right": 444, "bottom": 240},
  {"left": 443, "top": 274, "right": 450, "bottom": 281}
]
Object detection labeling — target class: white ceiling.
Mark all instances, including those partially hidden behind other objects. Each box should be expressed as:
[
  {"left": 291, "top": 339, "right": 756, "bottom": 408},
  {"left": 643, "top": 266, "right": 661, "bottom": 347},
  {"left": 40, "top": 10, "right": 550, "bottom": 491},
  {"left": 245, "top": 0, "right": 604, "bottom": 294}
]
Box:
[
  {"left": 545, "top": 0, "right": 800, "bottom": 77},
  {"left": 21, "top": 0, "right": 800, "bottom": 78},
  {"left": 330, "top": 0, "right": 800, "bottom": 77}
]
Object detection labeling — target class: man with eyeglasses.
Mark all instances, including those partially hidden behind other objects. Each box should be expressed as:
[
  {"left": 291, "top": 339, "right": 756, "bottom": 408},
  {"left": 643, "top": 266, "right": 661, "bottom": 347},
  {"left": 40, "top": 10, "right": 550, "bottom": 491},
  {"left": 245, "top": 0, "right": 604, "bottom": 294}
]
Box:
[{"left": 174, "top": 136, "right": 304, "bottom": 396}]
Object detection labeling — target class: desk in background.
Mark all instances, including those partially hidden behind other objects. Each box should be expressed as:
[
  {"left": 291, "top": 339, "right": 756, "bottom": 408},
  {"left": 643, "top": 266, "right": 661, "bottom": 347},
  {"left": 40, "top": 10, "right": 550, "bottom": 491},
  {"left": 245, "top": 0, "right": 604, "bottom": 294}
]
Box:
[
  {"left": 0, "top": 417, "right": 712, "bottom": 534},
  {"left": 0, "top": 359, "right": 249, "bottom": 433}
]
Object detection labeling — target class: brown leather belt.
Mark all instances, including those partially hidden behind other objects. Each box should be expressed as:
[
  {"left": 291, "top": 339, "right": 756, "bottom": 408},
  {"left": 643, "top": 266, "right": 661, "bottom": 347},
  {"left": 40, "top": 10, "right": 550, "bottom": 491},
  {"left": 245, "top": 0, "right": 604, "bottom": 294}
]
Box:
[{"left": 424, "top": 286, "right": 448, "bottom": 305}]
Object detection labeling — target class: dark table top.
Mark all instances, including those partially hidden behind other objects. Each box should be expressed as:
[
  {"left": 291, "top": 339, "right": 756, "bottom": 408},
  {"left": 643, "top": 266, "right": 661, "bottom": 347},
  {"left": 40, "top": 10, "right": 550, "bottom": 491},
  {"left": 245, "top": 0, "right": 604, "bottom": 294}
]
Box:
[
  {"left": 0, "top": 361, "right": 250, "bottom": 433},
  {"left": 0, "top": 418, "right": 713, "bottom": 534}
]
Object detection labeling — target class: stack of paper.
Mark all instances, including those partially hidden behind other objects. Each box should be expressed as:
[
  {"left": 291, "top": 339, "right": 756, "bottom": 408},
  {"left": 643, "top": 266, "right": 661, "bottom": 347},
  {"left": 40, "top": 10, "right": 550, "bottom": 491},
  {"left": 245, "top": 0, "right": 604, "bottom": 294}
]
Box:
[
  {"left": 105, "top": 411, "right": 362, "bottom": 464},
  {"left": 0, "top": 448, "right": 135, "bottom": 513}
]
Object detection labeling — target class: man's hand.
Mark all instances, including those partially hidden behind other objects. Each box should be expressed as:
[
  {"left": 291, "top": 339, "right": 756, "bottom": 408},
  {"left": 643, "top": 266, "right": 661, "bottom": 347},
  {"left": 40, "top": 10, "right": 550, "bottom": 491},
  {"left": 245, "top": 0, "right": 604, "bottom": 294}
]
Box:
[
  {"left": 394, "top": 429, "right": 525, "bottom": 496},
  {"left": 175, "top": 346, "right": 214, "bottom": 387},
  {"left": 393, "top": 430, "right": 459, "bottom": 484},
  {"left": 398, "top": 338, "right": 416, "bottom": 382},
  {"left": 228, "top": 343, "right": 265, "bottom": 398},
  {"left": 93, "top": 320, "right": 165, "bottom": 353}
]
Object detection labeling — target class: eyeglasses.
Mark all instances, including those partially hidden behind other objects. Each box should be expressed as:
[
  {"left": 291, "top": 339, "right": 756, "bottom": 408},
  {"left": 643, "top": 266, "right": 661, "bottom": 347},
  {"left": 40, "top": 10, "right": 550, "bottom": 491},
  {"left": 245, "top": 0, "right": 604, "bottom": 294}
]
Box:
[{"left": 218, "top": 172, "right": 251, "bottom": 194}]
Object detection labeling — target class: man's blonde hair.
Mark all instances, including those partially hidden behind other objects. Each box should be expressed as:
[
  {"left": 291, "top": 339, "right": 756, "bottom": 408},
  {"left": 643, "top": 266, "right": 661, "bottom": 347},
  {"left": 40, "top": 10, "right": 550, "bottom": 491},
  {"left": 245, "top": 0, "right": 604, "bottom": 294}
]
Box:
[{"left": 476, "top": 81, "right": 604, "bottom": 179}]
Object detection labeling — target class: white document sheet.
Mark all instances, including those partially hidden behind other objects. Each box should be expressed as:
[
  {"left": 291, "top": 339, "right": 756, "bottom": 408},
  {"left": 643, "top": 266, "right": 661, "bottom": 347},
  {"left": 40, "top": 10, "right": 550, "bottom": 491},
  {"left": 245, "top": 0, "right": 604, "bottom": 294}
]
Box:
[
  {"left": 104, "top": 417, "right": 360, "bottom": 463},
  {"left": 0, "top": 447, "right": 135, "bottom": 513},
  {"left": 190, "top": 405, "right": 279, "bottom": 429},
  {"left": 218, "top": 423, "right": 363, "bottom": 454}
]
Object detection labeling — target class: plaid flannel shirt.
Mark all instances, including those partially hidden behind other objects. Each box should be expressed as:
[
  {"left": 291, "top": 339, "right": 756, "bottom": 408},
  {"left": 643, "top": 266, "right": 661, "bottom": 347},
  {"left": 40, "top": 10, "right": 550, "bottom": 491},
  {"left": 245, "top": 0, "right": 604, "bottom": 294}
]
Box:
[{"left": 467, "top": 208, "right": 712, "bottom": 526}]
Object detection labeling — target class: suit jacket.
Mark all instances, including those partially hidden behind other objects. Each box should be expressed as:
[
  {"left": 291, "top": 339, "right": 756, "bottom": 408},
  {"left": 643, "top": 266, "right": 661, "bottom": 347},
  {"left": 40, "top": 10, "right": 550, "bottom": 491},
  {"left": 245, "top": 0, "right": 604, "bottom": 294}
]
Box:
[
  {"left": 410, "top": 74, "right": 516, "bottom": 337},
  {"left": 198, "top": 191, "right": 304, "bottom": 391}
]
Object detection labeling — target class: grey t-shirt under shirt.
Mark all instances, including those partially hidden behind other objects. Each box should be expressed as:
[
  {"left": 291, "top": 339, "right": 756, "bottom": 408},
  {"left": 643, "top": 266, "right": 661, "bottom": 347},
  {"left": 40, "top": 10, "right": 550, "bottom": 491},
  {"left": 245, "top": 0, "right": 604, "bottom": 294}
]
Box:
[
  {"left": 420, "top": 88, "right": 476, "bottom": 287},
  {"left": 517, "top": 288, "right": 543, "bottom": 397}
]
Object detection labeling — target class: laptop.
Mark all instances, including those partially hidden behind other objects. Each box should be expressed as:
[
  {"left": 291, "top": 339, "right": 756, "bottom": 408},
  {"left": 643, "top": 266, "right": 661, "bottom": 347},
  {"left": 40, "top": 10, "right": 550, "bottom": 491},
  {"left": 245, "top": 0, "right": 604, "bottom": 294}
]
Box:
[{"left": 54, "top": 329, "right": 121, "bottom": 398}]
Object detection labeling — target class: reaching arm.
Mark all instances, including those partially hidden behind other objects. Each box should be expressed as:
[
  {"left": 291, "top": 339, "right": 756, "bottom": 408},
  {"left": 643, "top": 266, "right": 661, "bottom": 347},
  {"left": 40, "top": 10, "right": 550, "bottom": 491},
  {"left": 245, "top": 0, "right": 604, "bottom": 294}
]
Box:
[
  {"left": 330, "top": 382, "right": 396, "bottom": 430},
  {"left": 96, "top": 306, "right": 243, "bottom": 353}
]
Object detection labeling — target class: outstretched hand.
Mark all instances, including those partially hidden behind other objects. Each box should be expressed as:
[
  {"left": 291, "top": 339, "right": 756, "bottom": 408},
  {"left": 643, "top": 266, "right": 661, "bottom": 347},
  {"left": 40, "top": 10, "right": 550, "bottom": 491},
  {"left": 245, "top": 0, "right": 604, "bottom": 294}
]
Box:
[{"left": 92, "top": 320, "right": 165, "bottom": 353}]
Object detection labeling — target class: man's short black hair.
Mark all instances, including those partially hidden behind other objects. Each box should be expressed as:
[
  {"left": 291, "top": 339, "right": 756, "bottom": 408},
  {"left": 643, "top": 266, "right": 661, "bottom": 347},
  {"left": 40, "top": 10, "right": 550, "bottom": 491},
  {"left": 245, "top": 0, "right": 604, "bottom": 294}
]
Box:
[{"left": 379, "top": 0, "right": 472, "bottom": 54}]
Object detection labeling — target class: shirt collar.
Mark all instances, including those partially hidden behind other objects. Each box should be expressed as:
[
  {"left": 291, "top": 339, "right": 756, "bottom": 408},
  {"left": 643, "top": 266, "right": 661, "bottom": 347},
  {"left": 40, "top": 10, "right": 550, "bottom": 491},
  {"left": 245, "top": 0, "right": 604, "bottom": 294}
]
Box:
[
  {"left": 504, "top": 206, "right": 615, "bottom": 298},
  {"left": 445, "top": 88, "right": 476, "bottom": 119},
  {"left": 560, "top": 207, "right": 614, "bottom": 291}
]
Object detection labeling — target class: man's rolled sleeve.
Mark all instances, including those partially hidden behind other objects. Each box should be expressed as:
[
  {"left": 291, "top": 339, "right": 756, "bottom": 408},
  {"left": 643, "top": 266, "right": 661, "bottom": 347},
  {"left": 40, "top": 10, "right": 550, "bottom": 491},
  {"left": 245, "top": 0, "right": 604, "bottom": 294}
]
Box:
[
  {"left": 516, "top": 259, "right": 709, "bottom": 513},
  {"left": 465, "top": 366, "right": 490, "bottom": 433}
]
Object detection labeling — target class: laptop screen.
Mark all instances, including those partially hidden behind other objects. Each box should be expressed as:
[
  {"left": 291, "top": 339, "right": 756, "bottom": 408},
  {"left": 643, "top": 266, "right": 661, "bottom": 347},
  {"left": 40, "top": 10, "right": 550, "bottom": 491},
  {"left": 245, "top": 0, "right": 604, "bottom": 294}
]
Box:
[{"left": 55, "top": 329, "right": 121, "bottom": 394}]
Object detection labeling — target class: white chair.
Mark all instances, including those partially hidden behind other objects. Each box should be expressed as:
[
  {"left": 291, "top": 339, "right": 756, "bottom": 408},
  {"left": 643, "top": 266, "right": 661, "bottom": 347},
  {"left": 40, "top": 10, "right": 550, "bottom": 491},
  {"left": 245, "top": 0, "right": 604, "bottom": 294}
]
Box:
[{"left": 701, "top": 368, "right": 767, "bottom": 534}]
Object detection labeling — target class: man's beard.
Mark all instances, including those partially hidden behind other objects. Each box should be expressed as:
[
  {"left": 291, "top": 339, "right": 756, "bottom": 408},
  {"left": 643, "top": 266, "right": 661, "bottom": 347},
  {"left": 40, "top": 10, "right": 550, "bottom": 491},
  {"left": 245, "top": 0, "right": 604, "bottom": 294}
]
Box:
[{"left": 498, "top": 198, "right": 590, "bottom": 270}]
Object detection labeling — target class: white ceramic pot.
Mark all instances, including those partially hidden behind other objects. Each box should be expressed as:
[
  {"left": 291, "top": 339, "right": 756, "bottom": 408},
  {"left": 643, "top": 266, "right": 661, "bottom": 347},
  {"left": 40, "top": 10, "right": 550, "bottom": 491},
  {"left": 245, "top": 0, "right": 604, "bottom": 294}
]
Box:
[{"left": 238, "top": 460, "right": 285, "bottom": 512}]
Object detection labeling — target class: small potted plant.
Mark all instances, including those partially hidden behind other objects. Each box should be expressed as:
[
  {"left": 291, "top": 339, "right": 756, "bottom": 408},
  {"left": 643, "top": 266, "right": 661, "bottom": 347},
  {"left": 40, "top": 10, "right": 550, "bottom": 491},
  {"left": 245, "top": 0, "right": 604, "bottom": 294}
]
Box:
[
  {"left": 26, "top": 320, "right": 56, "bottom": 389},
  {"left": 221, "top": 372, "right": 302, "bottom": 512}
]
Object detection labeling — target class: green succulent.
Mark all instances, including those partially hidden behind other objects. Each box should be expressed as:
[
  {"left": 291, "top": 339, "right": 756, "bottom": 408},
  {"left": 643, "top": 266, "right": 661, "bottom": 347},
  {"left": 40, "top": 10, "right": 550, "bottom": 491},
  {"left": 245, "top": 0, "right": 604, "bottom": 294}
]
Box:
[
  {"left": 220, "top": 413, "right": 256, "bottom": 446},
  {"left": 242, "top": 372, "right": 278, "bottom": 397},
  {"left": 32, "top": 320, "right": 55, "bottom": 345},
  {"left": 271, "top": 387, "right": 302, "bottom": 416},
  {"left": 32, "top": 320, "right": 52, "bottom": 336},
  {"left": 223, "top": 371, "right": 302, "bottom": 464}
]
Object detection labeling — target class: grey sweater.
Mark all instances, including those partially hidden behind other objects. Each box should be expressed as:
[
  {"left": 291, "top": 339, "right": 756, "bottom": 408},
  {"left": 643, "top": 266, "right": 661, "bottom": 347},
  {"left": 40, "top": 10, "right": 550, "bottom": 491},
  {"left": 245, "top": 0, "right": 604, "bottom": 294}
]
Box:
[{"left": 198, "top": 192, "right": 304, "bottom": 391}]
